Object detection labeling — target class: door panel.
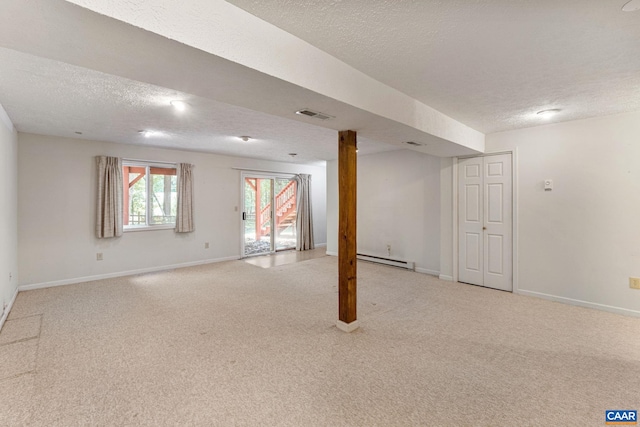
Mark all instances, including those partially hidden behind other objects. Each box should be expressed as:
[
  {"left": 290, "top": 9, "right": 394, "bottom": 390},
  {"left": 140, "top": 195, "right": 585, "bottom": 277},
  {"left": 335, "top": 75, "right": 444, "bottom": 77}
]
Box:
[
  {"left": 487, "top": 161, "right": 503, "bottom": 177},
  {"left": 465, "top": 163, "right": 480, "bottom": 178},
  {"left": 487, "top": 183, "right": 503, "bottom": 223},
  {"left": 487, "top": 234, "right": 503, "bottom": 274},
  {"left": 458, "top": 157, "right": 484, "bottom": 285},
  {"left": 465, "top": 185, "right": 481, "bottom": 222},
  {"left": 483, "top": 154, "right": 512, "bottom": 291},
  {"left": 274, "top": 177, "right": 297, "bottom": 251},
  {"left": 465, "top": 233, "right": 481, "bottom": 271}
]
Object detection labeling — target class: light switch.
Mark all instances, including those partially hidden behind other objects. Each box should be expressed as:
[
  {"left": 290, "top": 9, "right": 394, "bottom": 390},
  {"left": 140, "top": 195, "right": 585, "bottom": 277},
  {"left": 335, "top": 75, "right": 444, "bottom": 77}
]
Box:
[{"left": 544, "top": 179, "right": 553, "bottom": 191}]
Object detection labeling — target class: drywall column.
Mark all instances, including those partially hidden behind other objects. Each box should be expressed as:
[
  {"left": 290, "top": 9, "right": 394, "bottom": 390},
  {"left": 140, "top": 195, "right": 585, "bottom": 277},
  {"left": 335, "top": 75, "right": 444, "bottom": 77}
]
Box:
[
  {"left": 337, "top": 130, "right": 358, "bottom": 332},
  {"left": 0, "top": 102, "right": 17, "bottom": 331}
]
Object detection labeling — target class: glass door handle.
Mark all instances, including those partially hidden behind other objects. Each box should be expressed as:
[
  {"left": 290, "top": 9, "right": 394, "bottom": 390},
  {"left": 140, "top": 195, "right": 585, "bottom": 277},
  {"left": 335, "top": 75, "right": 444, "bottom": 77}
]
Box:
[{"left": 242, "top": 212, "right": 246, "bottom": 220}]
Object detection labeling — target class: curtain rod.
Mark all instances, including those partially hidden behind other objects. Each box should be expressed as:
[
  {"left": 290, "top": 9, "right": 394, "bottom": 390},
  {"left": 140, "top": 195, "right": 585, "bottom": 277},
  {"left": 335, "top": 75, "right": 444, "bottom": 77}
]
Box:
[
  {"left": 232, "top": 167, "right": 297, "bottom": 176},
  {"left": 122, "top": 158, "right": 178, "bottom": 165}
]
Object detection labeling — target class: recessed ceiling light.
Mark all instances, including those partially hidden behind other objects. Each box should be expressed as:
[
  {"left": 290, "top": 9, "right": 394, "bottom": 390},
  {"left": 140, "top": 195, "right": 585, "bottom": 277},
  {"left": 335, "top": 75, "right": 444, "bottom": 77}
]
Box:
[
  {"left": 622, "top": 0, "right": 640, "bottom": 12},
  {"left": 404, "top": 141, "right": 423, "bottom": 146},
  {"left": 536, "top": 109, "right": 561, "bottom": 118},
  {"left": 238, "top": 136, "right": 252, "bottom": 142},
  {"left": 138, "top": 130, "right": 154, "bottom": 138},
  {"left": 74, "top": 131, "right": 82, "bottom": 135},
  {"left": 170, "top": 100, "right": 188, "bottom": 111},
  {"left": 289, "top": 153, "right": 297, "bottom": 157}
]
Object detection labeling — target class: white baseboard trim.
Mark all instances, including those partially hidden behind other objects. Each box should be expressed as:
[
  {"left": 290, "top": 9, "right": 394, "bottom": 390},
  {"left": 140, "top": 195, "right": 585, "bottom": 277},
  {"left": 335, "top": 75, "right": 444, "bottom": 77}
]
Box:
[
  {"left": 326, "top": 251, "right": 338, "bottom": 257},
  {"left": 516, "top": 289, "right": 640, "bottom": 318},
  {"left": 336, "top": 319, "right": 359, "bottom": 333},
  {"left": 315, "top": 243, "right": 327, "bottom": 248},
  {"left": 0, "top": 286, "right": 19, "bottom": 331},
  {"left": 415, "top": 268, "right": 440, "bottom": 277},
  {"left": 18, "top": 255, "right": 241, "bottom": 292},
  {"left": 439, "top": 275, "right": 454, "bottom": 282}
]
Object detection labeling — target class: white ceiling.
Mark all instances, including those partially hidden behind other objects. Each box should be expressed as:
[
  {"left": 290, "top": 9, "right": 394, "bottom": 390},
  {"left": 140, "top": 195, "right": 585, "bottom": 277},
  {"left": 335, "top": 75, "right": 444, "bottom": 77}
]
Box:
[
  {"left": 228, "top": 0, "right": 640, "bottom": 133},
  {"left": 0, "top": 0, "right": 639, "bottom": 162},
  {"left": 227, "top": 0, "right": 640, "bottom": 134},
  {"left": 0, "top": 48, "right": 397, "bottom": 163}
]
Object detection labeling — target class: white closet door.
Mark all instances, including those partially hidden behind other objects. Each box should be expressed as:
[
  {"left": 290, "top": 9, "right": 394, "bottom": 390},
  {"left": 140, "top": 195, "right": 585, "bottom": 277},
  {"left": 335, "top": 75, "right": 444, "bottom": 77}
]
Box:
[
  {"left": 458, "top": 156, "right": 484, "bottom": 286},
  {"left": 483, "top": 154, "right": 512, "bottom": 291},
  {"left": 458, "top": 154, "right": 512, "bottom": 291}
]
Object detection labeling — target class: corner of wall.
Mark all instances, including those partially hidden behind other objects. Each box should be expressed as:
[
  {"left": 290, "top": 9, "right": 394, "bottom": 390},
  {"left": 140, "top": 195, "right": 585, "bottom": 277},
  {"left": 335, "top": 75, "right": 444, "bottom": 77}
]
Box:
[
  {"left": 0, "top": 102, "right": 15, "bottom": 134},
  {"left": 0, "top": 102, "right": 18, "bottom": 328}
]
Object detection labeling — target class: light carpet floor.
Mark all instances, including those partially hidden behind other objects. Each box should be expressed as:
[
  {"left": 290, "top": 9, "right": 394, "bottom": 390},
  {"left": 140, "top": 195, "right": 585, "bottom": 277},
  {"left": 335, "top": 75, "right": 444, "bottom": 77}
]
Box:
[{"left": 1, "top": 257, "right": 639, "bottom": 426}]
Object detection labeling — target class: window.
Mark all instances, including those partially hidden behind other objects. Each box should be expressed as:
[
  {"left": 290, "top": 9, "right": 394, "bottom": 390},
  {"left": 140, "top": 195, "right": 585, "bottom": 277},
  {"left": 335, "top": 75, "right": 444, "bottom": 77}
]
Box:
[{"left": 123, "top": 161, "right": 177, "bottom": 230}]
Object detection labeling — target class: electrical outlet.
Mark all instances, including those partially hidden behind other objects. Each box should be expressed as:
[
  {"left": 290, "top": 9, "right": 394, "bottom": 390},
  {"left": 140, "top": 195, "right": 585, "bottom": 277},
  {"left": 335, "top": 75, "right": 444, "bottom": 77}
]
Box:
[
  {"left": 205, "top": 242, "right": 210, "bottom": 249},
  {"left": 630, "top": 277, "right": 640, "bottom": 290},
  {"left": 96, "top": 253, "right": 103, "bottom": 261}
]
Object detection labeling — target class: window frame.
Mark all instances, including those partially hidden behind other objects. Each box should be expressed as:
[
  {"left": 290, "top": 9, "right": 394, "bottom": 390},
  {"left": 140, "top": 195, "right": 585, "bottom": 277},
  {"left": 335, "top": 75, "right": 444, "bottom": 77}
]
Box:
[{"left": 122, "top": 159, "right": 178, "bottom": 232}]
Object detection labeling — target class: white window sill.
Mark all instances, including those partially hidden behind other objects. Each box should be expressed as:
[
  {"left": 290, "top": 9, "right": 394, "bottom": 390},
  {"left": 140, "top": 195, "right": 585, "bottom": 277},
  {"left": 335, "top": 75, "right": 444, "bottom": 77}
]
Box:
[{"left": 124, "top": 225, "right": 175, "bottom": 233}]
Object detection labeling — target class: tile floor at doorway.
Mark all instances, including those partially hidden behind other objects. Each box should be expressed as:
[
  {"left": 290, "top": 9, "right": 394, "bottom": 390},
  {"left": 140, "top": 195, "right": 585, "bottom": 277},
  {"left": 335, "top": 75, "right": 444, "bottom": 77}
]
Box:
[{"left": 243, "top": 247, "right": 327, "bottom": 268}]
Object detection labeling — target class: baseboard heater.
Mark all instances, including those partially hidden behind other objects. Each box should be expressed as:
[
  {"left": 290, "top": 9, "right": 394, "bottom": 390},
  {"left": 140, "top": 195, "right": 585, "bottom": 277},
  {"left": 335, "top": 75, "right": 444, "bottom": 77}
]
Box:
[{"left": 356, "top": 253, "right": 415, "bottom": 271}]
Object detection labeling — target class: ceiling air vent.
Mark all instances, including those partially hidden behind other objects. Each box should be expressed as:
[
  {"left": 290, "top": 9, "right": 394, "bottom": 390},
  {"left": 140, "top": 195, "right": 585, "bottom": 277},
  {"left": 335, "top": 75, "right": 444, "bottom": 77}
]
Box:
[{"left": 295, "top": 109, "right": 334, "bottom": 120}]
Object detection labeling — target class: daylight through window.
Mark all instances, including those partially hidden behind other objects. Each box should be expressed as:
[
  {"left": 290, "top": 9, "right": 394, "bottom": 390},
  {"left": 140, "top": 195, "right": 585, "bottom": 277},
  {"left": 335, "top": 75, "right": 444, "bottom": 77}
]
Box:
[{"left": 123, "top": 161, "right": 177, "bottom": 229}]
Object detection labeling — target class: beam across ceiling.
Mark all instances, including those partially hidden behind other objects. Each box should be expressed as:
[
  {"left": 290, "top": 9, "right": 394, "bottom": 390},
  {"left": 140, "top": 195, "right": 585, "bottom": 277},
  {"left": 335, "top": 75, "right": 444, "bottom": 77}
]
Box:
[{"left": 0, "top": 0, "right": 483, "bottom": 157}]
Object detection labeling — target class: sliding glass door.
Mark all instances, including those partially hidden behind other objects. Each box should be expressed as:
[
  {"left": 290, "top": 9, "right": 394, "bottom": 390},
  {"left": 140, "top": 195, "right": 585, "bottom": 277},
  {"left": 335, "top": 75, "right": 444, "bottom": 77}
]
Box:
[
  {"left": 274, "top": 177, "right": 297, "bottom": 251},
  {"left": 242, "top": 174, "right": 296, "bottom": 257},
  {"left": 243, "top": 176, "right": 273, "bottom": 256}
]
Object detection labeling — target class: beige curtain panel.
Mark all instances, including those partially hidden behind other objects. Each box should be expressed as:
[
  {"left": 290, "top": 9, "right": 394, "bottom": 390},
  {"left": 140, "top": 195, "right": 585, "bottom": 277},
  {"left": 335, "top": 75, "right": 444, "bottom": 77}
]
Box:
[
  {"left": 176, "top": 163, "right": 195, "bottom": 233},
  {"left": 96, "top": 156, "right": 123, "bottom": 239},
  {"left": 295, "top": 174, "right": 314, "bottom": 251}
]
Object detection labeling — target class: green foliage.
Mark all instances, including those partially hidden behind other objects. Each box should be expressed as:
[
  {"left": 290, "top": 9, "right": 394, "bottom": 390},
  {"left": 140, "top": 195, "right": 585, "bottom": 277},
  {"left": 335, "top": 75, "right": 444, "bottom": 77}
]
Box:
[
  {"left": 128, "top": 172, "right": 177, "bottom": 224},
  {"left": 130, "top": 174, "right": 146, "bottom": 219}
]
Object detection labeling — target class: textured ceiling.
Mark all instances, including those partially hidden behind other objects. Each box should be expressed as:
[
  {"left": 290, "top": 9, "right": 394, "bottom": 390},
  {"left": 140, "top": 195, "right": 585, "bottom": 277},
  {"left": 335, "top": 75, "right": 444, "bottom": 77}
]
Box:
[
  {"left": 0, "top": 0, "right": 481, "bottom": 163},
  {"left": 2, "top": 0, "right": 638, "bottom": 162},
  {"left": 0, "top": 48, "right": 397, "bottom": 163},
  {"left": 227, "top": 0, "right": 640, "bottom": 133}
]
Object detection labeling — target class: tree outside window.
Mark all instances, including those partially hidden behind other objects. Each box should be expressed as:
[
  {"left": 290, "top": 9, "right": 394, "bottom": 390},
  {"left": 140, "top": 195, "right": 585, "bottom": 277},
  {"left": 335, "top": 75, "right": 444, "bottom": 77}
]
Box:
[{"left": 123, "top": 162, "right": 177, "bottom": 229}]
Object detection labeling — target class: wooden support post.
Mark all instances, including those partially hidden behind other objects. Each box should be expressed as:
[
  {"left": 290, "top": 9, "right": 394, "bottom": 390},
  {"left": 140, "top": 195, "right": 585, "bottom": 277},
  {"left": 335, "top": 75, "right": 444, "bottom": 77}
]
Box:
[{"left": 337, "top": 130, "right": 358, "bottom": 332}]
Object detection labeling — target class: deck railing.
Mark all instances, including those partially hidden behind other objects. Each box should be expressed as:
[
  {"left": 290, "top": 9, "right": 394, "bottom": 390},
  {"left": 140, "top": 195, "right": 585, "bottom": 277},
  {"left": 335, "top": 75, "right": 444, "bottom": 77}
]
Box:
[
  {"left": 258, "top": 181, "right": 297, "bottom": 235},
  {"left": 128, "top": 214, "right": 176, "bottom": 225}
]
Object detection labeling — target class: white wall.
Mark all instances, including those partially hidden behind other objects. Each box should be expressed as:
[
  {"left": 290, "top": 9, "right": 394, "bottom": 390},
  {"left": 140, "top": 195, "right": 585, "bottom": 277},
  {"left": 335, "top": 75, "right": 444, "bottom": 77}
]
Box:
[
  {"left": 326, "top": 150, "right": 441, "bottom": 274},
  {"left": 0, "top": 103, "right": 18, "bottom": 326},
  {"left": 441, "top": 111, "right": 640, "bottom": 316},
  {"left": 18, "top": 133, "right": 326, "bottom": 287},
  {"left": 439, "top": 158, "right": 454, "bottom": 281}
]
